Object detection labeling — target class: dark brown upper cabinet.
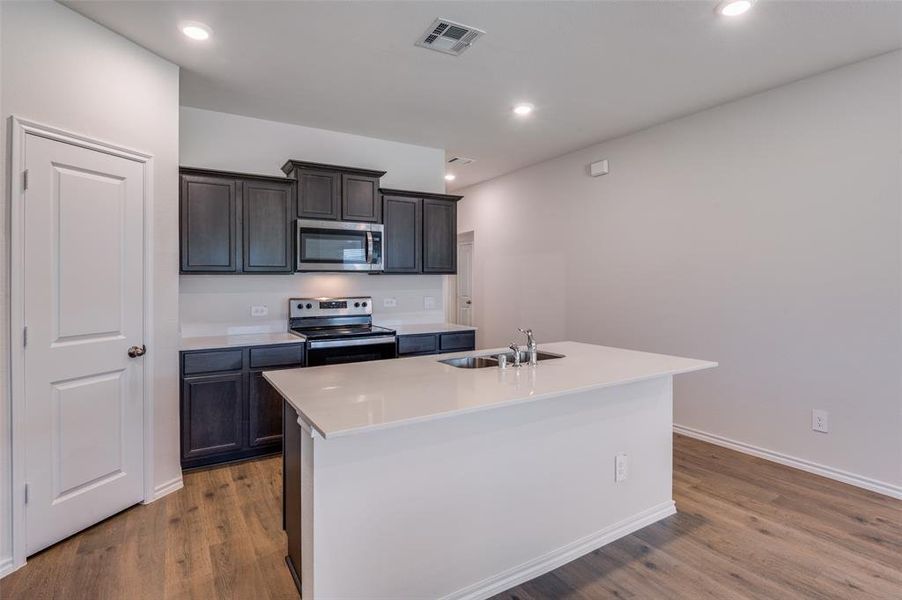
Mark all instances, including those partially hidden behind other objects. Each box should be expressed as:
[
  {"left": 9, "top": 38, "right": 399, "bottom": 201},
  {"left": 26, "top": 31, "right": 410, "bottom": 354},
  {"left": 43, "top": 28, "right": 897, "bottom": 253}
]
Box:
[
  {"left": 380, "top": 188, "right": 462, "bottom": 275},
  {"left": 383, "top": 194, "right": 422, "bottom": 273},
  {"left": 282, "top": 160, "right": 386, "bottom": 223},
  {"left": 243, "top": 180, "right": 294, "bottom": 273},
  {"left": 180, "top": 167, "right": 295, "bottom": 274},
  {"left": 422, "top": 198, "right": 457, "bottom": 273},
  {"left": 180, "top": 172, "right": 239, "bottom": 272}
]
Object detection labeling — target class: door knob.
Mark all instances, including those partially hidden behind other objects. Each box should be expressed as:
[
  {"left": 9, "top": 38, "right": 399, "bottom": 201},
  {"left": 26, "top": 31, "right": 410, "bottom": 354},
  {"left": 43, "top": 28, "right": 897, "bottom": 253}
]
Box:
[
  {"left": 466, "top": 300, "right": 472, "bottom": 305},
  {"left": 127, "top": 345, "right": 146, "bottom": 358}
]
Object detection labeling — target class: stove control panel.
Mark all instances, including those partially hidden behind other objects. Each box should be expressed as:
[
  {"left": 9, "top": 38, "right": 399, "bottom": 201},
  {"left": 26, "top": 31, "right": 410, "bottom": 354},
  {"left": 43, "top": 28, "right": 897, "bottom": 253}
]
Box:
[{"left": 290, "top": 297, "right": 373, "bottom": 318}]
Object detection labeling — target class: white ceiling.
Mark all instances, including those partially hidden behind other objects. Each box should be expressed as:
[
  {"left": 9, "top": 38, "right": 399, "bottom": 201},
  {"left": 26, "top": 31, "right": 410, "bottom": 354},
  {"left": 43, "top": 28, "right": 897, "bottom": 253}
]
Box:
[{"left": 65, "top": 1, "right": 902, "bottom": 190}]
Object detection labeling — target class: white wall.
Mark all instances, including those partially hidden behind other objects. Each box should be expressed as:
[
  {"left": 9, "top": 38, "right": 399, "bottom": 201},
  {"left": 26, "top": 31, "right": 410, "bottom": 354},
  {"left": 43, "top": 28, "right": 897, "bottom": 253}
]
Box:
[
  {"left": 179, "top": 108, "right": 449, "bottom": 335},
  {"left": 0, "top": 0, "right": 181, "bottom": 571},
  {"left": 459, "top": 51, "right": 902, "bottom": 493}
]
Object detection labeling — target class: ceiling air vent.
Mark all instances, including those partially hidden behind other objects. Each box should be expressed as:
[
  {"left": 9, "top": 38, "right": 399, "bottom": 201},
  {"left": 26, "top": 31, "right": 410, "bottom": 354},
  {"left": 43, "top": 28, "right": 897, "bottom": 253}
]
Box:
[
  {"left": 447, "top": 156, "right": 476, "bottom": 166},
  {"left": 416, "top": 18, "right": 485, "bottom": 56}
]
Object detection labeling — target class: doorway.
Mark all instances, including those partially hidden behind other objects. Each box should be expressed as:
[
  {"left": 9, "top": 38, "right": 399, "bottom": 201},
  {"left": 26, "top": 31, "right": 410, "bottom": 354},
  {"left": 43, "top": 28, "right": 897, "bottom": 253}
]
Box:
[
  {"left": 9, "top": 119, "right": 154, "bottom": 563},
  {"left": 456, "top": 231, "right": 474, "bottom": 326}
]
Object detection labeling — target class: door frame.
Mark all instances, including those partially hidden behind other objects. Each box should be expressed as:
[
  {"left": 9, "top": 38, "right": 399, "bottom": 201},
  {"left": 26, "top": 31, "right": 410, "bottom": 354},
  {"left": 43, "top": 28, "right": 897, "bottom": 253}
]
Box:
[{"left": 7, "top": 117, "right": 156, "bottom": 572}]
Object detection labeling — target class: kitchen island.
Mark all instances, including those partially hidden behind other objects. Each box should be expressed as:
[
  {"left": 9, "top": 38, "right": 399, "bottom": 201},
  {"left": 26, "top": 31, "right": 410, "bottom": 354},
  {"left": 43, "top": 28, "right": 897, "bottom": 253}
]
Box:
[{"left": 264, "top": 341, "right": 716, "bottom": 599}]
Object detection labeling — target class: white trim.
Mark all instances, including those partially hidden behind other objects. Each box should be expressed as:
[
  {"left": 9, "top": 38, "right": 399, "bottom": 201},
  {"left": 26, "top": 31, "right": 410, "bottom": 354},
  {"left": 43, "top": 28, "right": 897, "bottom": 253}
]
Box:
[
  {"left": 673, "top": 424, "right": 902, "bottom": 500},
  {"left": 441, "top": 500, "right": 676, "bottom": 600},
  {"left": 144, "top": 476, "right": 183, "bottom": 503},
  {"left": 7, "top": 117, "right": 156, "bottom": 571},
  {"left": 0, "top": 557, "right": 17, "bottom": 579}
]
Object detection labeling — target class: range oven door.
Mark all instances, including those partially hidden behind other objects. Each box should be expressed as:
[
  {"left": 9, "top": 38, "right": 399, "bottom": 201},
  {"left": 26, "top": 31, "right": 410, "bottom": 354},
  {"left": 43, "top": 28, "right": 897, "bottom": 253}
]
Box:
[
  {"left": 297, "top": 220, "right": 383, "bottom": 272},
  {"left": 306, "top": 336, "right": 397, "bottom": 366}
]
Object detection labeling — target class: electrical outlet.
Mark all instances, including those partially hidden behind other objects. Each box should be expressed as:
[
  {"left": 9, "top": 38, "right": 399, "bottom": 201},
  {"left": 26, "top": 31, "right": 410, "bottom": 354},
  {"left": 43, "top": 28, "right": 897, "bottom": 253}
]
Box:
[
  {"left": 250, "top": 305, "right": 268, "bottom": 317},
  {"left": 424, "top": 296, "right": 436, "bottom": 310},
  {"left": 383, "top": 297, "right": 398, "bottom": 308},
  {"left": 812, "top": 409, "right": 829, "bottom": 433},
  {"left": 614, "top": 453, "right": 629, "bottom": 482}
]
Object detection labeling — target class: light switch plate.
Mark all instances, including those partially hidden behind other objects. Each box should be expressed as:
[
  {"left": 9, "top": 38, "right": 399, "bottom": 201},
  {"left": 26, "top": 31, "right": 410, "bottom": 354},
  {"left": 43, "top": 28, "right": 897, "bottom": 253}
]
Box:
[
  {"left": 383, "top": 298, "right": 398, "bottom": 308},
  {"left": 250, "top": 305, "right": 268, "bottom": 317}
]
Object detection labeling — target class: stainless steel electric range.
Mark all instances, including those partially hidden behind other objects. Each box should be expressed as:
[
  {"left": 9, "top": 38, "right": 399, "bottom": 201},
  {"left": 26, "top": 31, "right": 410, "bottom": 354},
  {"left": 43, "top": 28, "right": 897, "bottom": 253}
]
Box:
[{"left": 288, "top": 297, "right": 397, "bottom": 366}]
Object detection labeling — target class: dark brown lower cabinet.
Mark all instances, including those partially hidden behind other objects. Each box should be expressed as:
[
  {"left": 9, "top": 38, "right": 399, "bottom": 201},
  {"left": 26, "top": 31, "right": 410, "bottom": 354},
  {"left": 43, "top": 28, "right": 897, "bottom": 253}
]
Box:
[
  {"left": 248, "top": 371, "right": 286, "bottom": 448},
  {"left": 396, "top": 331, "right": 476, "bottom": 356},
  {"left": 181, "top": 373, "right": 245, "bottom": 461},
  {"left": 179, "top": 343, "right": 305, "bottom": 470},
  {"left": 283, "top": 400, "right": 303, "bottom": 592}
]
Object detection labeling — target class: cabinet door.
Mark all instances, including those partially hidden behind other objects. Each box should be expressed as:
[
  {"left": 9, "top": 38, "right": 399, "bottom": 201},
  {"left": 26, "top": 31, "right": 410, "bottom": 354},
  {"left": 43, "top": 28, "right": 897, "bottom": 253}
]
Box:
[
  {"left": 422, "top": 199, "right": 457, "bottom": 273},
  {"left": 181, "top": 373, "right": 244, "bottom": 460},
  {"left": 243, "top": 180, "right": 294, "bottom": 272},
  {"left": 248, "top": 371, "right": 285, "bottom": 448},
  {"left": 180, "top": 174, "right": 239, "bottom": 272},
  {"left": 342, "top": 174, "right": 381, "bottom": 222},
  {"left": 383, "top": 195, "right": 421, "bottom": 273},
  {"left": 297, "top": 168, "right": 341, "bottom": 220}
]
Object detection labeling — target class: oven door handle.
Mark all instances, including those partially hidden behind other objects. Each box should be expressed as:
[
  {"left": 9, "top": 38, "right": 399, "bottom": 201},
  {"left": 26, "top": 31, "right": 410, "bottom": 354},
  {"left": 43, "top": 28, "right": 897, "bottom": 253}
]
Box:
[
  {"left": 308, "top": 335, "right": 396, "bottom": 349},
  {"left": 366, "top": 231, "right": 374, "bottom": 265}
]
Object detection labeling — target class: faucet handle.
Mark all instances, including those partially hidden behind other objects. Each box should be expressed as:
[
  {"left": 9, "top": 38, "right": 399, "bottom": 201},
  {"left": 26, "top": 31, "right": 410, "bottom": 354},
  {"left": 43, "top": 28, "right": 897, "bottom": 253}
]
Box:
[
  {"left": 518, "top": 328, "right": 536, "bottom": 346},
  {"left": 518, "top": 328, "right": 532, "bottom": 335}
]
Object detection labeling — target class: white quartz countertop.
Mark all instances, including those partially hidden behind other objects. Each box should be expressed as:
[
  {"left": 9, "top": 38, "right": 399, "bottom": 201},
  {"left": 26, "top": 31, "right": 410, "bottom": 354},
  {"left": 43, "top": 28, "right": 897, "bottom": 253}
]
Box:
[
  {"left": 383, "top": 322, "right": 477, "bottom": 336},
  {"left": 264, "top": 341, "right": 716, "bottom": 439},
  {"left": 180, "top": 332, "right": 302, "bottom": 352}
]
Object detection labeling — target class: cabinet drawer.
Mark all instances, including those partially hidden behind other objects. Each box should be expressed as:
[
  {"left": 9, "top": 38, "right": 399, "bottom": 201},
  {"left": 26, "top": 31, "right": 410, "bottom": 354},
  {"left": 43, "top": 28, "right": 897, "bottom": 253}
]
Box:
[
  {"left": 249, "top": 344, "right": 305, "bottom": 369},
  {"left": 183, "top": 349, "right": 243, "bottom": 375},
  {"left": 440, "top": 331, "right": 476, "bottom": 352},
  {"left": 397, "top": 334, "right": 438, "bottom": 356}
]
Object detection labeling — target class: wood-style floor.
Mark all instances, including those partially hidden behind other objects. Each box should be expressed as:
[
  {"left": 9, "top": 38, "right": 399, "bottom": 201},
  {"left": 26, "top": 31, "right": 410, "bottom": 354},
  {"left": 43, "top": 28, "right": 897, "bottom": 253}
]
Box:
[{"left": 3, "top": 435, "right": 901, "bottom": 599}]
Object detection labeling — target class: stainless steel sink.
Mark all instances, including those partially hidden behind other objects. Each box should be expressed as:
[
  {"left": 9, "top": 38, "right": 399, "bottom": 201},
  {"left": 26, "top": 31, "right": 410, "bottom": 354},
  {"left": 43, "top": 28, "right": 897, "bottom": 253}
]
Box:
[
  {"left": 439, "top": 356, "right": 499, "bottom": 369},
  {"left": 439, "top": 350, "right": 565, "bottom": 369}
]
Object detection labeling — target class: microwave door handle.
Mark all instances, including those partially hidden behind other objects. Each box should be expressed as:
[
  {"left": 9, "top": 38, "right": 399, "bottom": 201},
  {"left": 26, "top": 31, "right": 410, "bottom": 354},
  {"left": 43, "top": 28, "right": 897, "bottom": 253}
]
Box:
[{"left": 366, "top": 231, "right": 374, "bottom": 265}]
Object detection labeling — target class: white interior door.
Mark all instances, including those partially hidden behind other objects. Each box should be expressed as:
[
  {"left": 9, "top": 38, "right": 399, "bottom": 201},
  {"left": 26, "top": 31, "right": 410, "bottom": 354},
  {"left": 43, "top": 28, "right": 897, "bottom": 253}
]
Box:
[
  {"left": 456, "top": 241, "right": 473, "bottom": 326},
  {"left": 23, "top": 133, "right": 146, "bottom": 555}
]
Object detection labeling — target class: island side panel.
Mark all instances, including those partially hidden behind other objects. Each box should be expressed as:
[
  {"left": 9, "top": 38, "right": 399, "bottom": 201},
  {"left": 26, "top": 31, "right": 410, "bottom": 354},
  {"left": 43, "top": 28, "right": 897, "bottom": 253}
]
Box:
[
  {"left": 308, "top": 376, "right": 675, "bottom": 599},
  {"left": 282, "top": 401, "right": 302, "bottom": 591}
]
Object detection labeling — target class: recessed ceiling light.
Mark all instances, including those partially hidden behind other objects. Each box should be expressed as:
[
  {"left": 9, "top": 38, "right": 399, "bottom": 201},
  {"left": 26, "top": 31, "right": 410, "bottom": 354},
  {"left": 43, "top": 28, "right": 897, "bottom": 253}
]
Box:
[
  {"left": 716, "top": 0, "right": 754, "bottom": 17},
  {"left": 444, "top": 174, "right": 456, "bottom": 182},
  {"left": 181, "top": 22, "right": 212, "bottom": 41},
  {"left": 513, "top": 103, "right": 534, "bottom": 117}
]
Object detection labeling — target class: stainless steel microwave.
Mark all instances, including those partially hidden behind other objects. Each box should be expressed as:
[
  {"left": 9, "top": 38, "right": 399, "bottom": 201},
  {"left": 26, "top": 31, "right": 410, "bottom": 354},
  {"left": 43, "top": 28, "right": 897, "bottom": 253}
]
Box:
[{"left": 296, "top": 219, "right": 383, "bottom": 272}]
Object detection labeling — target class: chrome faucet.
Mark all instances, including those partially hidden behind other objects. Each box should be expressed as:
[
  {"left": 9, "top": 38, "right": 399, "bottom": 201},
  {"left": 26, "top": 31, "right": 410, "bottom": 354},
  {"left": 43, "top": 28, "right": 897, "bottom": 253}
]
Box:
[
  {"left": 509, "top": 343, "right": 522, "bottom": 367},
  {"left": 519, "top": 328, "right": 538, "bottom": 366}
]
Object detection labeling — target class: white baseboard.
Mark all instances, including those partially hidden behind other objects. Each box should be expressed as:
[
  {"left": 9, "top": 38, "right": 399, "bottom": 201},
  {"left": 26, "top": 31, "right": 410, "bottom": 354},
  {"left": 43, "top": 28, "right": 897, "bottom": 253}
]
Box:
[
  {"left": 442, "top": 500, "right": 676, "bottom": 600},
  {"left": 674, "top": 424, "right": 902, "bottom": 500},
  {"left": 0, "top": 556, "right": 16, "bottom": 579},
  {"left": 143, "top": 475, "right": 184, "bottom": 504}
]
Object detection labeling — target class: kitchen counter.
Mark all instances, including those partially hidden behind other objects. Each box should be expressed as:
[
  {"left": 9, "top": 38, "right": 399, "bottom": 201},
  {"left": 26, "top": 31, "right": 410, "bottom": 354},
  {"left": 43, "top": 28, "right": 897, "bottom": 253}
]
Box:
[
  {"left": 273, "top": 340, "right": 716, "bottom": 599},
  {"left": 179, "top": 331, "right": 302, "bottom": 352},
  {"left": 265, "top": 340, "right": 714, "bottom": 438},
  {"left": 379, "top": 322, "right": 477, "bottom": 336}
]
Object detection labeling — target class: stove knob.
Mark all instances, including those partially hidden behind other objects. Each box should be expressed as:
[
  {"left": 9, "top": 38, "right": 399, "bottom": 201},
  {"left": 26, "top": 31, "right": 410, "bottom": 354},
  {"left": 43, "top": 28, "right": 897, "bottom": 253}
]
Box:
[
  {"left": 297, "top": 303, "right": 303, "bottom": 310},
  {"left": 362, "top": 302, "right": 368, "bottom": 308},
  {"left": 354, "top": 302, "right": 360, "bottom": 308},
  {"left": 306, "top": 303, "right": 313, "bottom": 309}
]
